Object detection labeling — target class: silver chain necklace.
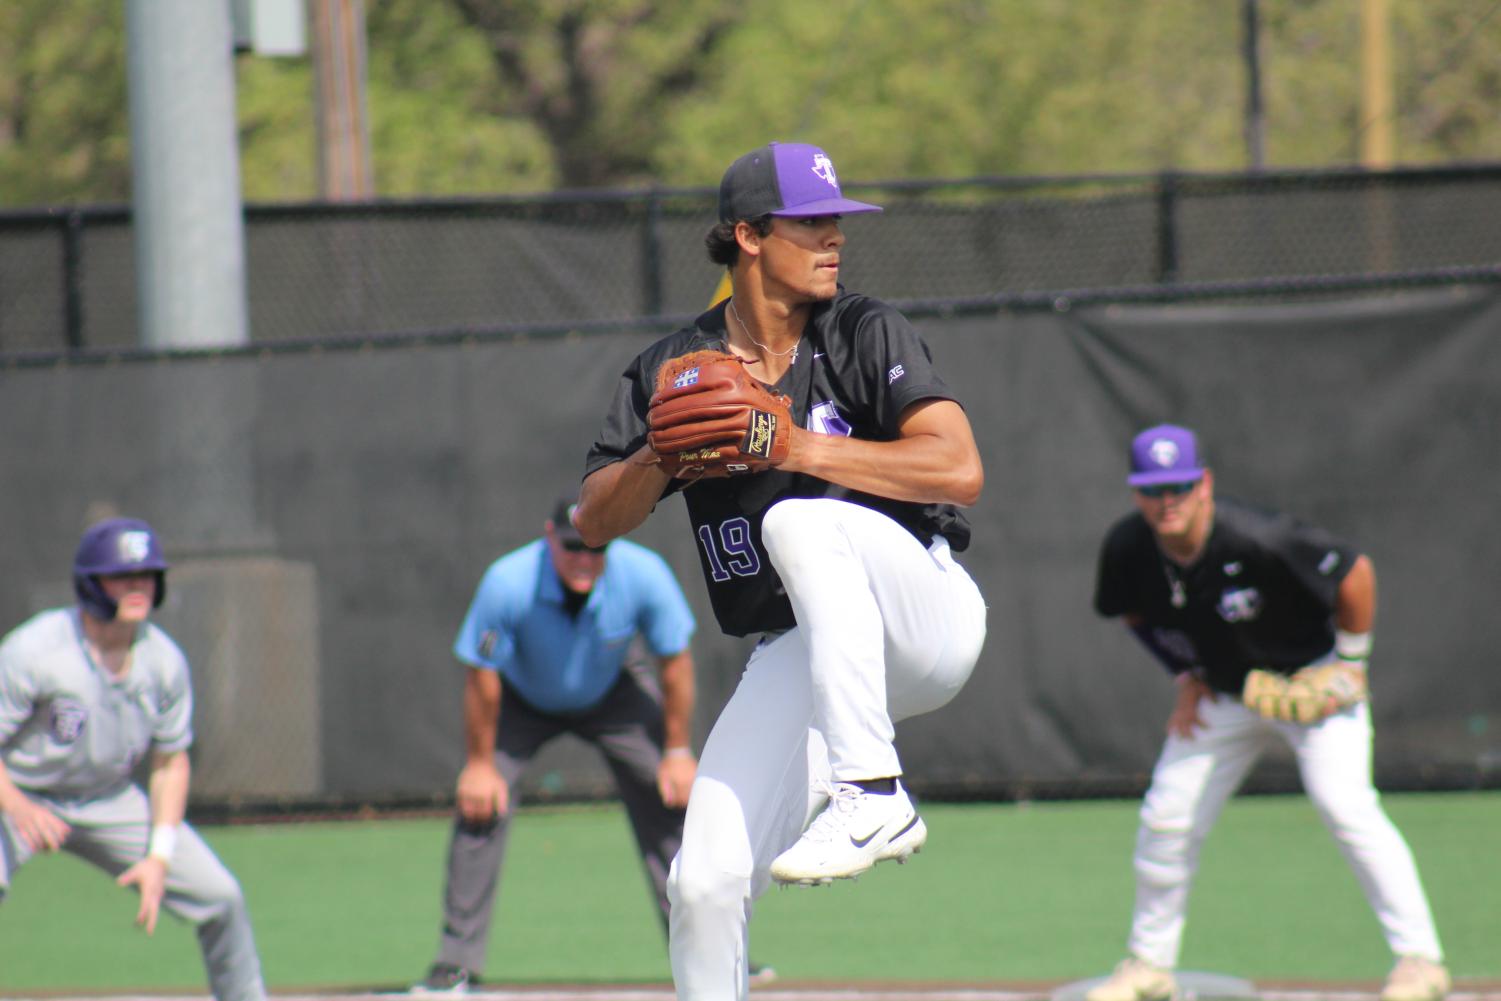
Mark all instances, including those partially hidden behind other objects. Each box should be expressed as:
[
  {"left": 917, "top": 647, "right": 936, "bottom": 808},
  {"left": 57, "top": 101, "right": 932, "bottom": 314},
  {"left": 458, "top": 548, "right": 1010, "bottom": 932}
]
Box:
[
  {"left": 1160, "top": 555, "right": 1188, "bottom": 608},
  {"left": 729, "top": 298, "right": 800, "bottom": 364}
]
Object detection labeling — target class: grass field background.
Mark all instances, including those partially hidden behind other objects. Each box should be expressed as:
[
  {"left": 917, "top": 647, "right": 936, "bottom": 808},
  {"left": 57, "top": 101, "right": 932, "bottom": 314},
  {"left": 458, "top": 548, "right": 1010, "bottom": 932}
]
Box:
[{"left": 2, "top": 791, "right": 1496, "bottom": 993}]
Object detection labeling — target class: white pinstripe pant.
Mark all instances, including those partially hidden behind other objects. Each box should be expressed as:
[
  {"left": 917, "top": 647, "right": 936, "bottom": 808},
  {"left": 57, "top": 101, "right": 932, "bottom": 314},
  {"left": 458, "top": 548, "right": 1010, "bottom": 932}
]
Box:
[{"left": 665, "top": 498, "right": 988, "bottom": 1000}]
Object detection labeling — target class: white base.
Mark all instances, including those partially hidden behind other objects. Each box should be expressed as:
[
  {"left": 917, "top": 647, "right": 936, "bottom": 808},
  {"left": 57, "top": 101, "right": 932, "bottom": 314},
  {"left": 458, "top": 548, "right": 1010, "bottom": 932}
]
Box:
[{"left": 1053, "top": 971, "right": 1258, "bottom": 1001}]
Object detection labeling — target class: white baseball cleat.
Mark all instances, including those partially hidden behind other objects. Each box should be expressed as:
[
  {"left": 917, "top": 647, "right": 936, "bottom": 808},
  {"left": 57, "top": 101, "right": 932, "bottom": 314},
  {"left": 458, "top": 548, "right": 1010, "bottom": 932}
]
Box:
[
  {"left": 1380, "top": 956, "right": 1450, "bottom": 1001},
  {"left": 769, "top": 780, "right": 926, "bottom": 885},
  {"left": 1084, "top": 956, "right": 1180, "bottom": 1001}
]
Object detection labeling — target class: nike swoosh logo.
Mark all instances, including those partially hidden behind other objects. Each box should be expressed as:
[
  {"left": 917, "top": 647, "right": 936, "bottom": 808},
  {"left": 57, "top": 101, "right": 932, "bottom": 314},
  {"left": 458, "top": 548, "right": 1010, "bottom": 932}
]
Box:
[{"left": 849, "top": 829, "right": 881, "bottom": 848}]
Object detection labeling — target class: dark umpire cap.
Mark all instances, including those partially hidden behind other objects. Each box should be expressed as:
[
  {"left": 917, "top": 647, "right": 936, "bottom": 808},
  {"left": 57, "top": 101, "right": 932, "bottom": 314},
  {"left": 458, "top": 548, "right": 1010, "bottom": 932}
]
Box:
[
  {"left": 718, "top": 142, "right": 883, "bottom": 222},
  {"left": 1127, "top": 424, "right": 1207, "bottom": 487},
  {"left": 550, "top": 492, "right": 586, "bottom": 545}
]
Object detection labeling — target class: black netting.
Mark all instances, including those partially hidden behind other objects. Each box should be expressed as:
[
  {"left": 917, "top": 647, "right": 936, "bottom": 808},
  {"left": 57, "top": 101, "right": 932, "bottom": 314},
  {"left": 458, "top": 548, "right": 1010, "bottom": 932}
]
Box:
[
  {"left": 2, "top": 286, "right": 1499, "bottom": 812},
  {"left": 5, "top": 166, "right": 1501, "bottom": 351}
]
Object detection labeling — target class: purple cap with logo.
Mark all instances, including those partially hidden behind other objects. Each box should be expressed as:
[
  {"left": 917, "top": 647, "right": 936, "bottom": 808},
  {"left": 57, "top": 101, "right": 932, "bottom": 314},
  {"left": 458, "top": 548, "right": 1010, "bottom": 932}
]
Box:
[
  {"left": 718, "top": 142, "right": 883, "bottom": 222},
  {"left": 1127, "top": 424, "right": 1206, "bottom": 487}
]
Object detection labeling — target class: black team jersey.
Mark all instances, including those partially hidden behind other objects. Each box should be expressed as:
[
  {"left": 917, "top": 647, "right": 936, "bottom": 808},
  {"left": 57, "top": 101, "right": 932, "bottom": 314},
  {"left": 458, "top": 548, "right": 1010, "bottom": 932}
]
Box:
[
  {"left": 1093, "top": 496, "right": 1359, "bottom": 695},
  {"left": 586, "top": 288, "right": 970, "bottom": 638}
]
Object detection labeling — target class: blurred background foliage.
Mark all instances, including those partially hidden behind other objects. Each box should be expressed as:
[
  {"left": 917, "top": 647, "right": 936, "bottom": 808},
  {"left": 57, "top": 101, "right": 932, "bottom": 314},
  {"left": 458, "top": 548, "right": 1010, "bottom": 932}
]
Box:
[{"left": 0, "top": 0, "right": 1498, "bottom": 208}]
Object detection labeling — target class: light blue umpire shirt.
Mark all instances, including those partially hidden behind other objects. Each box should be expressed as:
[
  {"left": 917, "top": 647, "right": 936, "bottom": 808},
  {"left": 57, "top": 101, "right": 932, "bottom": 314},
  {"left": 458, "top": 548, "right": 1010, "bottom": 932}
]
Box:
[{"left": 452, "top": 538, "right": 695, "bottom": 715}]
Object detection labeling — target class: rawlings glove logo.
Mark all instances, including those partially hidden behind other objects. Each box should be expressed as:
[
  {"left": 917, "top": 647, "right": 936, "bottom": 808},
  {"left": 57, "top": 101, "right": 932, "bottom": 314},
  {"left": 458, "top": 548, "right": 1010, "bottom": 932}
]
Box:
[{"left": 745, "top": 411, "right": 778, "bottom": 459}]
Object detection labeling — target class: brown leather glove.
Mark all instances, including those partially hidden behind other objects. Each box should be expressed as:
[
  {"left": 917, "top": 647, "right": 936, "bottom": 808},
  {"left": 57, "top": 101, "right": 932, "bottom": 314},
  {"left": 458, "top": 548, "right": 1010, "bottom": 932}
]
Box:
[{"left": 647, "top": 350, "right": 793, "bottom": 478}]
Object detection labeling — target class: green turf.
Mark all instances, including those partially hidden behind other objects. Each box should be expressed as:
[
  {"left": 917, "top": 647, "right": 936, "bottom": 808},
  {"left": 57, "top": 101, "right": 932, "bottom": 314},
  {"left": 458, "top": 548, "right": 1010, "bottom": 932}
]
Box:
[{"left": 0, "top": 791, "right": 1495, "bottom": 991}]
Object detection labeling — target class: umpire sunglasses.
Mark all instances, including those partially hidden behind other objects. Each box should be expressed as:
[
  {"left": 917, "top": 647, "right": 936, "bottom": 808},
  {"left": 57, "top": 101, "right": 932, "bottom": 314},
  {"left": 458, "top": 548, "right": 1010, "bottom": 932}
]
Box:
[{"left": 560, "top": 538, "right": 608, "bottom": 555}]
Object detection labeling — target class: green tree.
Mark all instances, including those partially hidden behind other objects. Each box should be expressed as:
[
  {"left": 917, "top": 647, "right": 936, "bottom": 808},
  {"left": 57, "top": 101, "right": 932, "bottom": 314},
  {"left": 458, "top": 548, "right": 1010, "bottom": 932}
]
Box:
[
  {"left": 441, "top": 0, "right": 744, "bottom": 188},
  {"left": 0, "top": 3, "right": 129, "bottom": 206},
  {"left": 2, "top": 0, "right": 1500, "bottom": 209}
]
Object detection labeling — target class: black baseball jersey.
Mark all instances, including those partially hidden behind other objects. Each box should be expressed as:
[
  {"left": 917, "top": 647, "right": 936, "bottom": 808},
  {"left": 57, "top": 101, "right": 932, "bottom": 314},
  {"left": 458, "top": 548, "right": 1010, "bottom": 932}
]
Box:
[
  {"left": 586, "top": 288, "right": 970, "bottom": 637},
  {"left": 1093, "top": 497, "right": 1359, "bottom": 695}
]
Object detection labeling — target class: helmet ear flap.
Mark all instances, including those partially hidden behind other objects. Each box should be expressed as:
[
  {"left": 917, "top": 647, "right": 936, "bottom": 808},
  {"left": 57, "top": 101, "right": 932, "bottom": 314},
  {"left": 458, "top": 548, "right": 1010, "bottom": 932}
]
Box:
[{"left": 74, "top": 573, "right": 118, "bottom": 621}]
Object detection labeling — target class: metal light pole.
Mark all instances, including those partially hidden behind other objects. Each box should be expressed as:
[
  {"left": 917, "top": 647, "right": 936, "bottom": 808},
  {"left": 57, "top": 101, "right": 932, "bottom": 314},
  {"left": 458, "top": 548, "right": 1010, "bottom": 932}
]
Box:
[{"left": 125, "top": 0, "right": 249, "bottom": 349}]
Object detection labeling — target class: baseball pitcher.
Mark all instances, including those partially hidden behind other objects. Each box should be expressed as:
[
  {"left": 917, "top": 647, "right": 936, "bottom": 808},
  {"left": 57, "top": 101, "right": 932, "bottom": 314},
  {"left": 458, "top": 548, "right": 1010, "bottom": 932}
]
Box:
[{"left": 575, "top": 141, "right": 987, "bottom": 1001}]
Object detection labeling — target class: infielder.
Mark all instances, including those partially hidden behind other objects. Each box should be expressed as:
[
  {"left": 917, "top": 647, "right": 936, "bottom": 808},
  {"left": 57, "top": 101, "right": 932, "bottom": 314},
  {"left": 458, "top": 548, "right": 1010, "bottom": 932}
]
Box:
[
  {"left": 412, "top": 494, "right": 771, "bottom": 993},
  {"left": 0, "top": 517, "right": 266, "bottom": 1001},
  {"left": 1088, "top": 425, "right": 1447, "bottom": 1001},
  {"left": 575, "top": 141, "right": 987, "bottom": 1000}
]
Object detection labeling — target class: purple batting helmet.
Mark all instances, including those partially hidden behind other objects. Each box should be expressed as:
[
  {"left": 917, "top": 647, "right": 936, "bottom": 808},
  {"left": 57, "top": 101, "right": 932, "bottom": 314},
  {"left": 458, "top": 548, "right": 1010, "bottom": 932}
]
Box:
[{"left": 72, "top": 517, "right": 169, "bottom": 620}]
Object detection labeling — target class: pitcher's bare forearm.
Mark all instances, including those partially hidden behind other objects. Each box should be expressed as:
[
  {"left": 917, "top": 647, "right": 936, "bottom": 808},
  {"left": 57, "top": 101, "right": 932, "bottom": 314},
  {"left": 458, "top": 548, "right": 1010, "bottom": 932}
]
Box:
[
  {"left": 780, "top": 399, "right": 982, "bottom": 506},
  {"left": 575, "top": 451, "right": 672, "bottom": 546}
]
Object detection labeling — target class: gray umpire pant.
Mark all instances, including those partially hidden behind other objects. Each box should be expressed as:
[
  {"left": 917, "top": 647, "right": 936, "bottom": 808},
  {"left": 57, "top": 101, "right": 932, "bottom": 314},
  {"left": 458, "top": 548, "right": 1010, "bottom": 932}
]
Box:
[
  {"left": 434, "top": 670, "right": 684, "bottom": 976},
  {"left": 0, "top": 782, "right": 266, "bottom": 1001}
]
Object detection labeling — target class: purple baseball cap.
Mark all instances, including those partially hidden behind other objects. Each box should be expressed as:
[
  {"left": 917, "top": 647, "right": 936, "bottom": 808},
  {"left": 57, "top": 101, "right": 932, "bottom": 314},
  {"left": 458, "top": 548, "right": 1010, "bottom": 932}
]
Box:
[
  {"left": 718, "top": 142, "right": 883, "bottom": 222},
  {"left": 1127, "top": 424, "right": 1206, "bottom": 487}
]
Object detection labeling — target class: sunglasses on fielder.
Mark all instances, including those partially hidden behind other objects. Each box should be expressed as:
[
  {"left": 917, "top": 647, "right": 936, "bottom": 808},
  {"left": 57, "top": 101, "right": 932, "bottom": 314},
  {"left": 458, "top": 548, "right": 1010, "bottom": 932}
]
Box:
[
  {"left": 1136, "top": 479, "right": 1201, "bottom": 499},
  {"left": 560, "top": 539, "right": 607, "bottom": 555}
]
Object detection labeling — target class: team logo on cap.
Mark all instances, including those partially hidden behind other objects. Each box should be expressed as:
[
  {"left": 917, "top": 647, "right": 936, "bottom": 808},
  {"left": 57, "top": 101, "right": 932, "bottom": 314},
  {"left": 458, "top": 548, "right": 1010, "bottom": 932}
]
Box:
[
  {"left": 811, "top": 153, "right": 838, "bottom": 189},
  {"left": 51, "top": 698, "right": 88, "bottom": 744},
  {"left": 117, "top": 530, "right": 153, "bottom": 564},
  {"left": 1147, "top": 438, "right": 1180, "bottom": 468}
]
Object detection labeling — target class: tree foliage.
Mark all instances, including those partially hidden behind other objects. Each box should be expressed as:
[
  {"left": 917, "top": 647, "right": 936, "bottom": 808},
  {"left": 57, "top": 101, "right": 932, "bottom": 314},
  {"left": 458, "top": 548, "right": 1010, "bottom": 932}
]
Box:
[
  {"left": 0, "top": 0, "right": 1498, "bottom": 208},
  {"left": 0, "top": 3, "right": 130, "bottom": 205}
]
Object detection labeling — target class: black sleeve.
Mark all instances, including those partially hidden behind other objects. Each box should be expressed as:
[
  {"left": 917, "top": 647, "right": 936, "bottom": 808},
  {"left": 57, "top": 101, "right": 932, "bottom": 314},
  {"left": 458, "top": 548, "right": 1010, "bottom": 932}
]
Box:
[
  {"left": 1093, "top": 517, "right": 1141, "bottom": 618},
  {"left": 854, "top": 301, "right": 961, "bottom": 434},
  {"left": 584, "top": 350, "right": 653, "bottom": 476},
  {"left": 1273, "top": 515, "right": 1359, "bottom": 614}
]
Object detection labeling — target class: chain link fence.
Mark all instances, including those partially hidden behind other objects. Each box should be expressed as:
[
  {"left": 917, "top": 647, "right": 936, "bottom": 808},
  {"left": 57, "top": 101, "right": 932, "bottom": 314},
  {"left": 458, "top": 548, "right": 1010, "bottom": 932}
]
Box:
[{"left": 4, "top": 164, "right": 1501, "bottom": 353}]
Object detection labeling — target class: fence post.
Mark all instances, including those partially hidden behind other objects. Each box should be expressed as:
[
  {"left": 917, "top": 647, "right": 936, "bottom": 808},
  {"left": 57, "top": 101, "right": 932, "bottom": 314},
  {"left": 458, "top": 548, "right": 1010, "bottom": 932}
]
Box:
[
  {"left": 63, "top": 208, "right": 86, "bottom": 350},
  {"left": 642, "top": 187, "right": 664, "bottom": 317},
  {"left": 1155, "top": 171, "right": 1179, "bottom": 285}
]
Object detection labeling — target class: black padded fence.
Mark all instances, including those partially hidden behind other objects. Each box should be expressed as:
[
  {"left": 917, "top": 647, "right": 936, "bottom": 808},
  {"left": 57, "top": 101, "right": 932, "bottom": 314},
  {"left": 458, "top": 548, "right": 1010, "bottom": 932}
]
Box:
[
  {"left": 5, "top": 164, "right": 1501, "bottom": 353},
  {"left": 1, "top": 284, "right": 1498, "bottom": 812}
]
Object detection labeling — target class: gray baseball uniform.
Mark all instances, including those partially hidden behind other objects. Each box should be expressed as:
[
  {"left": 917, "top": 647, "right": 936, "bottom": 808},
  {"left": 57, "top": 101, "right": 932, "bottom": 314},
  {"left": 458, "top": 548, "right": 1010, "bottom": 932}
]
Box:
[{"left": 0, "top": 607, "right": 266, "bottom": 1001}]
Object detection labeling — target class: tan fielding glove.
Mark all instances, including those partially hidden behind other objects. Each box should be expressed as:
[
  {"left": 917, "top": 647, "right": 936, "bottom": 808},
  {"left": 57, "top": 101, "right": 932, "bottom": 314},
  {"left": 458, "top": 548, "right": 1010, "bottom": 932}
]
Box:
[{"left": 1242, "top": 662, "right": 1368, "bottom": 724}]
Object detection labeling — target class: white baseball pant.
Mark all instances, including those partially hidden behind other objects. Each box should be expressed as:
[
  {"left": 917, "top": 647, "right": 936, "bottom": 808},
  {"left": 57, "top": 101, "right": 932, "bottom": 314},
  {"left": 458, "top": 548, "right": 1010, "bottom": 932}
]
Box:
[
  {"left": 1126, "top": 692, "right": 1444, "bottom": 969},
  {"left": 666, "top": 497, "right": 988, "bottom": 1000}
]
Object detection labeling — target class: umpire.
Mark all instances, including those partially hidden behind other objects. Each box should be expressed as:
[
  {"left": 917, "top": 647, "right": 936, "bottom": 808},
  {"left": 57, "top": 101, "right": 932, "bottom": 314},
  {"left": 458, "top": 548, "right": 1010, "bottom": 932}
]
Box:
[{"left": 413, "top": 493, "right": 730, "bottom": 992}]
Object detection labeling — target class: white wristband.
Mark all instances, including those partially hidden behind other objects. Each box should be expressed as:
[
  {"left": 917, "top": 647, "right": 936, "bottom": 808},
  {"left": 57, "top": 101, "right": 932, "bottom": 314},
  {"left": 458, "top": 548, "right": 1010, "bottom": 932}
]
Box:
[
  {"left": 1335, "top": 630, "right": 1372, "bottom": 662},
  {"left": 663, "top": 746, "right": 694, "bottom": 760},
  {"left": 148, "top": 824, "right": 179, "bottom": 861}
]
